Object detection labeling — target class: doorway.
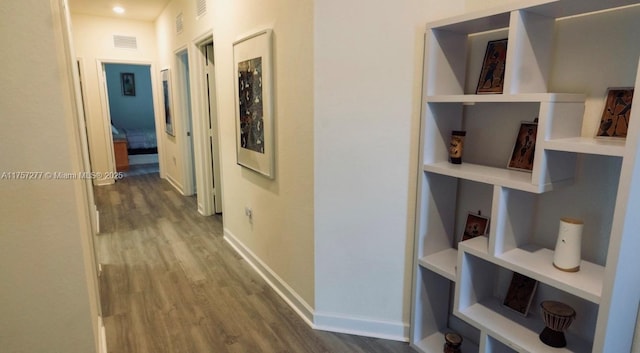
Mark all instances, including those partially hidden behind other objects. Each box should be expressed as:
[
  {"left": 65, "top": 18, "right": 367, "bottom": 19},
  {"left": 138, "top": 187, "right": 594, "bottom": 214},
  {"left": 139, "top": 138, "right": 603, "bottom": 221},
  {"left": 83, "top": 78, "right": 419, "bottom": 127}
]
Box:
[
  {"left": 103, "top": 63, "right": 159, "bottom": 176},
  {"left": 203, "top": 43, "right": 223, "bottom": 214},
  {"left": 191, "top": 37, "right": 223, "bottom": 216},
  {"left": 176, "top": 50, "right": 197, "bottom": 196}
]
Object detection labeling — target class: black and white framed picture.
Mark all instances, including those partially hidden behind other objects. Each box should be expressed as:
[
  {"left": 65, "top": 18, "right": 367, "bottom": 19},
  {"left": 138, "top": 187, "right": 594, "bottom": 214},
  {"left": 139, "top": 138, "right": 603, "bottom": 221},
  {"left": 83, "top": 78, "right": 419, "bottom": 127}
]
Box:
[
  {"left": 233, "top": 29, "right": 274, "bottom": 179},
  {"left": 121, "top": 72, "right": 135, "bottom": 96}
]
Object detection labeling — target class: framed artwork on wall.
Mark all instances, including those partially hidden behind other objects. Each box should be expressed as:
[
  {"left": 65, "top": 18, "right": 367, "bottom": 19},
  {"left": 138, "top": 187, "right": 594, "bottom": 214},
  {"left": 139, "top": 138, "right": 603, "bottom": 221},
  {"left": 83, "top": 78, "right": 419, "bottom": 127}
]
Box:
[
  {"left": 161, "top": 69, "right": 174, "bottom": 136},
  {"left": 121, "top": 72, "right": 135, "bottom": 96},
  {"left": 233, "top": 29, "right": 275, "bottom": 179},
  {"left": 596, "top": 87, "right": 634, "bottom": 139},
  {"left": 476, "top": 39, "right": 508, "bottom": 94},
  {"left": 507, "top": 120, "right": 538, "bottom": 172}
]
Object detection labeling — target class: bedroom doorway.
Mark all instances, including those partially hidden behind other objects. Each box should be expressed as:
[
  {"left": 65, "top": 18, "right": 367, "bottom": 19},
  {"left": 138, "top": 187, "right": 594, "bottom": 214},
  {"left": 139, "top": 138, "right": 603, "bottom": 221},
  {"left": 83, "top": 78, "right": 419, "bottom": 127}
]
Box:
[{"left": 102, "top": 63, "right": 159, "bottom": 176}]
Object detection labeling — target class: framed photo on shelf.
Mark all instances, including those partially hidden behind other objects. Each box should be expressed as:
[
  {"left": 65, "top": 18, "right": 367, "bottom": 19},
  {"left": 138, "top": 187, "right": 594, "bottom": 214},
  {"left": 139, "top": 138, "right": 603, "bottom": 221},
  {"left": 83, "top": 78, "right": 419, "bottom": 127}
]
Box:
[
  {"left": 596, "top": 87, "right": 634, "bottom": 139},
  {"left": 121, "top": 72, "right": 135, "bottom": 96},
  {"left": 507, "top": 121, "right": 538, "bottom": 172},
  {"left": 476, "top": 38, "right": 508, "bottom": 94},
  {"left": 233, "top": 29, "right": 275, "bottom": 179},
  {"left": 461, "top": 212, "right": 490, "bottom": 242},
  {"left": 503, "top": 272, "right": 538, "bottom": 316},
  {"left": 160, "top": 69, "right": 174, "bottom": 136}
]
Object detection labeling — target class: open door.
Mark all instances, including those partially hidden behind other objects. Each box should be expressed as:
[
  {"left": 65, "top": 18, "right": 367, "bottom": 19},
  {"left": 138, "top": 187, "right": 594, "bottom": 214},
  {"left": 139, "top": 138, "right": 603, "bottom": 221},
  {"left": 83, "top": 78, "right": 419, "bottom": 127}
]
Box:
[{"left": 204, "top": 43, "right": 223, "bottom": 214}]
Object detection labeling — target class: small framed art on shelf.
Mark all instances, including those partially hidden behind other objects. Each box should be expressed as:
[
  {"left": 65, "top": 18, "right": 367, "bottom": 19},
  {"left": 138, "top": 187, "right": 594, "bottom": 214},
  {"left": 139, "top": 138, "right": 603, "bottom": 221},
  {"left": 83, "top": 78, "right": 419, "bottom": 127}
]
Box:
[
  {"left": 476, "top": 39, "right": 508, "bottom": 94},
  {"left": 596, "top": 87, "right": 634, "bottom": 139},
  {"left": 461, "top": 212, "right": 490, "bottom": 242},
  {"left": 503, "top": 272, "right": 538, "bottom": 316},
  {"left": 508, "top": 120, "right": 538, "bottom": 172}
]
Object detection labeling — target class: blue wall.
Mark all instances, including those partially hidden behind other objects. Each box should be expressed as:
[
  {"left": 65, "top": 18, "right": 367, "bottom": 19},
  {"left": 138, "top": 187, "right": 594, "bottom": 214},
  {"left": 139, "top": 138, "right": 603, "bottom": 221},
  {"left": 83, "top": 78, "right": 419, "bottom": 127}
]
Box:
[{"left": 105, "top": 64, "right": 155, "bottom": 130}]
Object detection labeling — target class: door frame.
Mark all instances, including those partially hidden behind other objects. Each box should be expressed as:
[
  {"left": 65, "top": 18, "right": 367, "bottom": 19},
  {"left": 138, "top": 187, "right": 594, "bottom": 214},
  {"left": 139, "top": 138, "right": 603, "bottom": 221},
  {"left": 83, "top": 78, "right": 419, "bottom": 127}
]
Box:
[
  {"left": 95, "top": 59, "right": 165, "bottom": 180},
  {"left": 174, "top": 46, "right": 196, "bottom": 196},
  {"left": 190, "top": 32, "right": 224, "bottom": 215}
]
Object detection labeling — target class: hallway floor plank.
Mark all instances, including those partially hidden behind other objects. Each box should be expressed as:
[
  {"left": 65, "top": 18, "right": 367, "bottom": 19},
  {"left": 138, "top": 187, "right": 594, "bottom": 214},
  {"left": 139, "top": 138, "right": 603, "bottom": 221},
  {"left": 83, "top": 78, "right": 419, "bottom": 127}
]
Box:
[{"left": 94, "top": 172, "right": 417, "bottom": 353}]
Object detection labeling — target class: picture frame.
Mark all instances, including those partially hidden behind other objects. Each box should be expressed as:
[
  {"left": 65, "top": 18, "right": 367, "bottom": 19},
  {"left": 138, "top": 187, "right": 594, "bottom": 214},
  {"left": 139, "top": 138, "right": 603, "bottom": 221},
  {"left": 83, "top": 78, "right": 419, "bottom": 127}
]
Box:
[
  {"left": 461, "top": 212, "right": 490, "bottom": 242},
  {"left": 121, "top": 72, "right": 136, "bottom": 96},
  {"left": 476, "top": 38, "right": 508, "bottom": 94},
  {"left": 233, "top": 29, "right": 274, "bottom": 179},
  {"left": 596, "top": 87, "right": 634, "bottom": 139},
  {"left": 503, "top": 272, "right": 538, "bottom": 316},
  {"left": 160, "top": 69, "right": 174, "bottom": 136},
  {"left": 507, "top": 121, "right": 538, "bottom": 172}
]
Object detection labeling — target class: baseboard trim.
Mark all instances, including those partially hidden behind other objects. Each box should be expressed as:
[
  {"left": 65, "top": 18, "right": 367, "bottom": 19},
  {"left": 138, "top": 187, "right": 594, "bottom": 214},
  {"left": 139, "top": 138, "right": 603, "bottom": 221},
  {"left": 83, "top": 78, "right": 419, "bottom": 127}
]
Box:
[
  {"left": 223, "top": 228, "right": 314, "bottom": 326},
  {"left": 223, "top": 228, "right": 410, "bottom": 342},
  {"left": 165, "top": 174, "right": 185, "bottom": 195},
  {"left": 94, "top": 179, "right": 114, "bottom": 186},
  {"left": 98, "top": 316, "right": 107, "bottom": 353},
  {"left": 314, "top": 312, "right": 409, "bottom": 342}
]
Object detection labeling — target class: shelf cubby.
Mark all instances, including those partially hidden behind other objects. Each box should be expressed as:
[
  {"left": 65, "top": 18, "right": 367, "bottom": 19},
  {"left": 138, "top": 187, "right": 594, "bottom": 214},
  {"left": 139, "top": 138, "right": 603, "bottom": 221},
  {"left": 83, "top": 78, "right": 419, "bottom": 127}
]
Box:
[{"left": 455, "top": 250, "right": 596, "bottom": 352}]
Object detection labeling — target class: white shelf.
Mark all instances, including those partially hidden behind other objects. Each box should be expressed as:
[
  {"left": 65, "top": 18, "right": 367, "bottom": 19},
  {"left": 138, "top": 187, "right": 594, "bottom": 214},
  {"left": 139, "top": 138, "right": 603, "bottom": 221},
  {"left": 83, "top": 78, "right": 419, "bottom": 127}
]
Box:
[
  {"left": 459, "top": 237, "right": 604, "bottom": 304},
  {"left": 427, "top": 0, "right": 640, "bottom": 33},
  {"left": 414, "top": 331, "right": 479, "bottom": 353},
  {"left": 418, "top": 248, "right": 458, "bottom": 282},
  {"left": 495, "top": 245, "right": 604, "bottom": 304},
  {"left": 425, "top": 93, "right": 585, "bottom": 104},
  {"left": 413, "top": 1, "right": 640, "bottom": 351},
  {"left": 423, "top": 162, "right": 553, "bottom": 193},
  {"left": 457, "top": 299, "right": 592, "bottom": 353},
  {"left": 544, "top": 137, "right": 625, "bottom": 157}
]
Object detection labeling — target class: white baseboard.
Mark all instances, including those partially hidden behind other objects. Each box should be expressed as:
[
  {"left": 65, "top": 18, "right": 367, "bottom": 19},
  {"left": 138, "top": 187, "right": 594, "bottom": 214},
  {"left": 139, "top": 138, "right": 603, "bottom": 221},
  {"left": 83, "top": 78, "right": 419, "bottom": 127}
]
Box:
[
  {"left": 95, "top": 208, "right": 100, "bottom": 234},
  {"left": 98, "top": 316, "right": 107, "bottom": 353},
  {"left": 94, "top": 178, "right": 114, "bottom": 186},
  {"left": 129, "top": 153, "right": 158, "bottom": 165},
  {"left": 314, "top": 312, "right": 409, "bottom": 342},
  {"left": 165, "top": 174, "right": 184, "bottom": 195},
  {"left": 223, "top": 228, "right": 314, "bottom": 325},
  {"left": 222, "top": 228, "right": 409, "bottom": 342}
]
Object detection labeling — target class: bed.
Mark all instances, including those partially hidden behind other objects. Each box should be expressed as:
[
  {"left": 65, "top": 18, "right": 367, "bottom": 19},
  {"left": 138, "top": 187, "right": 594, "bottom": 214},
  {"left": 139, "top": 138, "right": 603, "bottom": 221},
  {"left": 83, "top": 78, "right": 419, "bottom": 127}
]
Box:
[{"left": 112, "top": 125, "right": 157, "bottom": 155}]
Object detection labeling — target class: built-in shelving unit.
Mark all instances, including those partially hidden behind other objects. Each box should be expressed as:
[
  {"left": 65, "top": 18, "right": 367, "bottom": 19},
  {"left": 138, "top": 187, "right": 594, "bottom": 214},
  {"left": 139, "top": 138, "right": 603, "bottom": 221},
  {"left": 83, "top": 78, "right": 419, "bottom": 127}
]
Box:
[{"left": 410, "top": 1, "right": 640, "bottom": 352}]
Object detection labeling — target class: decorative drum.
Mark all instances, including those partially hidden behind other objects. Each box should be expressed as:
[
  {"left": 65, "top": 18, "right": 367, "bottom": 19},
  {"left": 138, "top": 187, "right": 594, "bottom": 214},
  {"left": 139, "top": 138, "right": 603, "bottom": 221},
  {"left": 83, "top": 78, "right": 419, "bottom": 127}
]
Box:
[{"left": 539, "top": 300, "right": 576, "bottom": 348}]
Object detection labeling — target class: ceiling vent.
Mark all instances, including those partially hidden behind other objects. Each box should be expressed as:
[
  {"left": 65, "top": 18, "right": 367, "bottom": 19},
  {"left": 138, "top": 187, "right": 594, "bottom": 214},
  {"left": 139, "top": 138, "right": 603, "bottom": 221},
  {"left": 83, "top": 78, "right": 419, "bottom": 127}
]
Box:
[
  {"left": 175, "top": 13, "right": 184, "bottom": 34},
  {"left": 196, "top": 0, "right": 206, "bottom": 17},
  {"left": 113, "top": 35, "right": 138, "bottom": 50}
]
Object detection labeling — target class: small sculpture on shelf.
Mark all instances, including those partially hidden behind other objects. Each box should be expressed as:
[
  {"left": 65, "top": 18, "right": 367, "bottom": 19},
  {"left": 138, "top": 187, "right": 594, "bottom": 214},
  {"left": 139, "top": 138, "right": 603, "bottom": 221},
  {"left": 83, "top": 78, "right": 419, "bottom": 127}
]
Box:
[
  {"left": 449, "top": 130, "right": 466, "bottom": 164},
  {"left": 539, "top": 300, "right": 576, "bottom": 348},
  {"left": 553, "top": 217, "right": 583, "bottom": 272},
  {"left": 443, "top": 332, "right": 463, "bottom": 353}
]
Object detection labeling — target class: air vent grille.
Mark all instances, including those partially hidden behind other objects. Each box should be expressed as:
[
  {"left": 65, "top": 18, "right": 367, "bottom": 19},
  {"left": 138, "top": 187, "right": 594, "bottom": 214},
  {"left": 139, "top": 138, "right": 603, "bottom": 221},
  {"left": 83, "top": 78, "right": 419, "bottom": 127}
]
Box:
[
  {"left": 196, "top": 0, "right": 206, "bottom": 17},
  {"left": 113, "top": 35, "right": 137, "bottom": 50},
  {"left": 176, "top": 13, "right": 184, "bottom": 34}
]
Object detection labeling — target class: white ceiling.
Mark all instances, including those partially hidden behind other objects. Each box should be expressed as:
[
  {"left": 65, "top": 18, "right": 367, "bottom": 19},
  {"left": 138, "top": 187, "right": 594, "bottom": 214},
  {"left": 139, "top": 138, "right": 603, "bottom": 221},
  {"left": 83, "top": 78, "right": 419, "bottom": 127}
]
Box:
[{"left": 68, "top": 0, "right": 171, "bottom": 21}]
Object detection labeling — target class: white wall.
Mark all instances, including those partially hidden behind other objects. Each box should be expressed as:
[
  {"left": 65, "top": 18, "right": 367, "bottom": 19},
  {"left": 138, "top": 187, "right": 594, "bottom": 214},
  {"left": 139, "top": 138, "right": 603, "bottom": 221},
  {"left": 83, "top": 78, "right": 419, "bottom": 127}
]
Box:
[
  {"left": 155, "top": 0, "right": 316, "bottom": 309},
  {"left": 0, "top": 0, "right": 98, "bottom": 352},
  {"left": 313, "top": 0, "right": 464, "bottom": 340},
  {"left": 71, "top": 14, "right": 161, "bottom": 184}
]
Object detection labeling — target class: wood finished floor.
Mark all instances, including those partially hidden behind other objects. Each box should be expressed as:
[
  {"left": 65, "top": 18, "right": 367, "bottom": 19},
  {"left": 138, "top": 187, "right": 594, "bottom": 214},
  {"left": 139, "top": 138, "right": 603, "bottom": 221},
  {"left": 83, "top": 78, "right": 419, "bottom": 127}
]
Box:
[{"left": 94, "top": 172, "right": 417, "bottom": 353}]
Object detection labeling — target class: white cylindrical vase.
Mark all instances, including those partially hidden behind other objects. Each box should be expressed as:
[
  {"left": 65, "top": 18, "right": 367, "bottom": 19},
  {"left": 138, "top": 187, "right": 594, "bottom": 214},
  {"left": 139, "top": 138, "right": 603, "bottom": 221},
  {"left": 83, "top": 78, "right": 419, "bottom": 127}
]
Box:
[{"left": 553, "top": 218, "right": 583, "bottom": 272}]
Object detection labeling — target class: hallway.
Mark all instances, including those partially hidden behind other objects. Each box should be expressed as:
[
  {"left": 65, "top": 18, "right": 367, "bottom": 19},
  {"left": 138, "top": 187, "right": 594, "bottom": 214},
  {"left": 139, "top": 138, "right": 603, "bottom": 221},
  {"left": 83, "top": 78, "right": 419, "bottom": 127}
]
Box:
[{"left": 93, "top": 173, "right": 417, "bottom": 353}]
